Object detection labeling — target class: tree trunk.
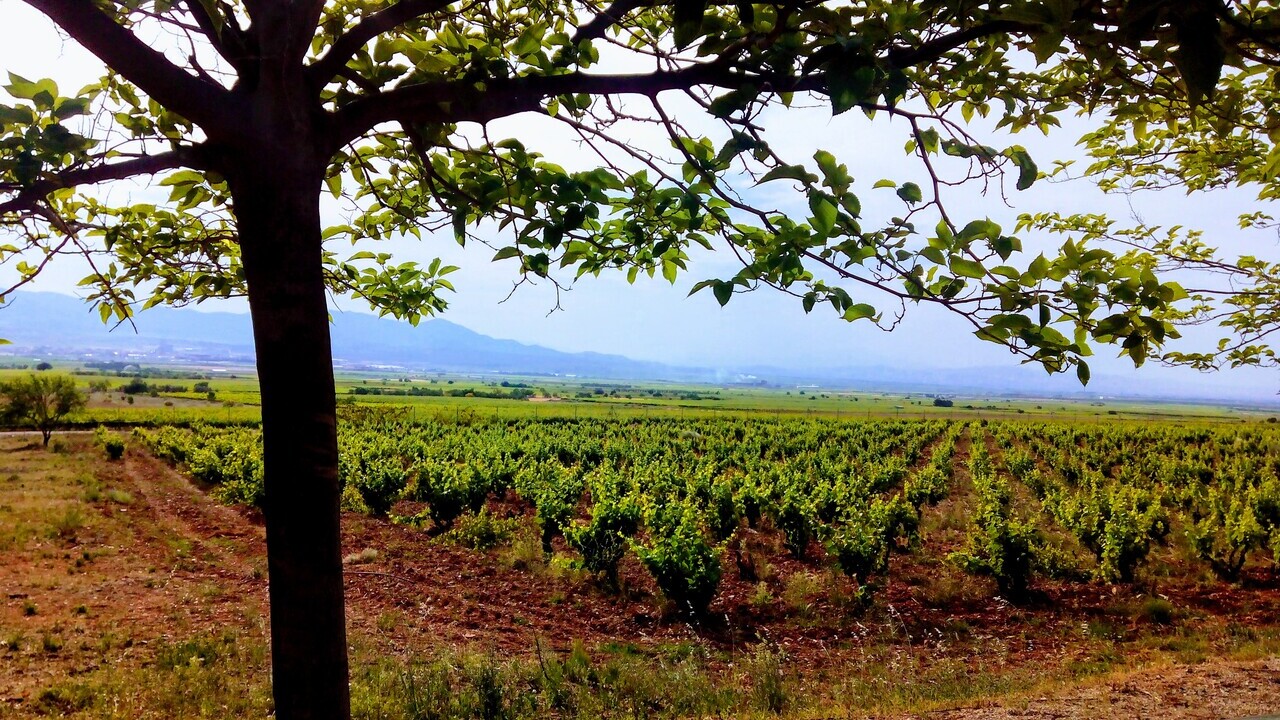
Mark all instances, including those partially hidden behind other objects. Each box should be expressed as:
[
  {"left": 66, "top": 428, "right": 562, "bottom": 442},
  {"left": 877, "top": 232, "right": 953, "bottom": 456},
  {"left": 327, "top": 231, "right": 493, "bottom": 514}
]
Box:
[{"left": 231, "top": 156, "right": 351, "bottom": 720}]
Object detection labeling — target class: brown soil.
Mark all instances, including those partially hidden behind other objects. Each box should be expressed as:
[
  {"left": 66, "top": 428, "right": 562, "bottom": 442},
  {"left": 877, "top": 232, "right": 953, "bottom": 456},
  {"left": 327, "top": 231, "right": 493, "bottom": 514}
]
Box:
[{"left": 919, "top": 659, "right": 1280, "bottom": 719}]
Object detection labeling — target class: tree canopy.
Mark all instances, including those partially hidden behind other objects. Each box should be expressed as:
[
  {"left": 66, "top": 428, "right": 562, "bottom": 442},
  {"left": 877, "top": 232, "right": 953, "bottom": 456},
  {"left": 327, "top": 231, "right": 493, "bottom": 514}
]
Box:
[
  {"left": 0, "top": 372, "right": 84, "bottom": 446},
  {"left": 2, "top": 0, "right": 1278, "bottom": 718},
  {"left": 3, "top": 0, "right": 1276, "bottom": 377}
]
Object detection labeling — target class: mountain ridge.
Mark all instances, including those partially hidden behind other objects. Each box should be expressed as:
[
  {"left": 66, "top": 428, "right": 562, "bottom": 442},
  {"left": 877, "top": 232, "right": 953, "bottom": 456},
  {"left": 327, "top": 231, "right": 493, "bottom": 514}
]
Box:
[{"left": 2, "top": 291, "right": 1275, "bottom": 407}]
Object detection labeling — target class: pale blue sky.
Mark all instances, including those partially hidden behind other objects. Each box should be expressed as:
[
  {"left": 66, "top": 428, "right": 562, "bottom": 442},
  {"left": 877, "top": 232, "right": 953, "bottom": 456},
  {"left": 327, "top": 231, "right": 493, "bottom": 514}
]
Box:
[{"left": 1, "top": 5, "right": 1275, "bottom": 400}]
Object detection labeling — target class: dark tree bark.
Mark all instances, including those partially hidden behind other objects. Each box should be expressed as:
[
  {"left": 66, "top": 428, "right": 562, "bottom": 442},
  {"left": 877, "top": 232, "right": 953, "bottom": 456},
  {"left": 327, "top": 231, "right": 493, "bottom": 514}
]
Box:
[{"left": 228, "top": 139, "right": 350, "bottom": 719}]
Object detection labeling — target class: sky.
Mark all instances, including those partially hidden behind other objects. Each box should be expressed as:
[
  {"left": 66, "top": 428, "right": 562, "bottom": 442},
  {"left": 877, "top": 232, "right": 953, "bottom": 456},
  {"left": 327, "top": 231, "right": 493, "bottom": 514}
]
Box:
[{"left": 0, "top": 5, "right": 1276, "bottom": 400}]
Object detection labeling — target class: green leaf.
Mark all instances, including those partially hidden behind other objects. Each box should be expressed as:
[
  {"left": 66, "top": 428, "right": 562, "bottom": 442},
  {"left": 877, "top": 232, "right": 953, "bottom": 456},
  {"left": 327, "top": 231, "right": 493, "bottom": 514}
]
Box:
[
  {"left": 808, "top": 195, "right": 837, "bottom": 234},
  {"left": 896, "top": 182, "right": 922, "bottom": 204},
  {"left": 451, "top": 209, "right": 467, "bottom": 244},
  {"left": 1172, "top": 10, "right": 1224, "bottom": 106},
  {"left": 1004, "top": 147, "right": 1038, "bottom": 191},
  {"left": 1027, "top": 254, "right": 1049, "bottom": 281},
  {"left": 843, "top": 303, "right": 876, "bottom": 321},
  {"left": 828, "top": 65, "right": 876, "bottom": 116},
  {"left": 712, "top": 281, "right": 733, "bottom": 306},
  {"left": 758, "top": 164, "right": 816, "bottom": 185},
  {"left": 662, "top": 258, "right": 678, "bottom": 284},
  {"left": 950, "top": 256, "right": 985, "bottom": 279},
  {"left": 492, "top": 247, "right": 520, "bottom": 261},
  {"left": 673, "top": 0, "right": 709, "bottom": 49},
  {"left": 1076, "top": 360, "right": 1090, "bottom": 386}
]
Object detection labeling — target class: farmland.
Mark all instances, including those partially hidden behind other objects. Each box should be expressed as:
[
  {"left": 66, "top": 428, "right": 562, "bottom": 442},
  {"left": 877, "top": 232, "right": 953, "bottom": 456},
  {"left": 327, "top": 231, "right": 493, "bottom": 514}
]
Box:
[
  {"left": 3, "top": 405, "right": 1280, "bottom": 718},
  {"left": 0, "top": 360, "right": 1272, "bottom": 428}
]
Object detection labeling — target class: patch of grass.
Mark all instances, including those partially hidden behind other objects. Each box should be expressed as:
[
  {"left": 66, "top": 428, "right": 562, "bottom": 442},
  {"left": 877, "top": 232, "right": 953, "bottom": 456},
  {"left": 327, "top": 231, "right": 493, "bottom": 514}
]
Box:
[
  {"left": 105, "top": 488, "right": 135, "bottom": 505},
  {"left": 376, "top": 610, "right": 402, "bottom": 634},
  {"left": 781, "top": 571, "right": 822, "bottom": 616},
  {"left": 502, "top": 526, "right": 546, "bottom": 571},
  {"left": 343, "top": 547, "right": 379, "bottom": 565},
  {"left": 750, "top": 581, "right": 774, "bottom": 608},
  {"left": 35, "top": 682, "right": 96, "bottom": 715},
  {"left": 155, "top": 634, "right": 230, "bottom": 670},
  {"left": 744, "top": 642, "right": 789, "bottom": 714},
  {"left": 48, "top": 504, "right": 86, "bottom": 539},
  {"left": 42, "top": 632, "right": 64, "bottom": 653},
  {"left": 443, "top": 509, "right": 522, "bottom": 551},
  {"left": 912, "top": 569, "right": 989, "bottom": 608},
  {"left": 827, "top": 653, "right": 1028, "bottom": 716},
  {"left": 350, "top": 643, "right": 742, "bottom": 720},
  {"left": 1136, "top": 596, "right": 1176, "bottom": 625}
]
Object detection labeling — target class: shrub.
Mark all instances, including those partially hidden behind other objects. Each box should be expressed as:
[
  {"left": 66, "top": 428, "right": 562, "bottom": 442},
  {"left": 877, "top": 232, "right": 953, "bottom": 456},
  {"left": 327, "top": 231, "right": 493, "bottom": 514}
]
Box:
[
  {"left": 350, "top": 450, "right": 411, "bottom": 517},
  {"left": 633, "top": 503, "right": 723, "bottom": 616},
  {"left": 564, "top": 473, "right": 638, "bottom": 588},
  {"left": 949, "top": 464, "right": 1042, "bottom": 600},
  {"left": 904, "top": 466, "right": 948, "bottom": 507},
  {"left": 1186, "top": 466, "right": 1279, "bottom": 581},
  {"left": 770, "top": 481, "right": 818, "bottom": 560},
  {"left": 445, "top": 509, "right": 522, "bottom": 551},
  {"left": 93, "top": 426, "right": 126, "bottom": 460},
  {"left": 513, "top": 461, "right": 583, "bottom": 555},
  {"left": 1048, "top": 479, "right": 1168, "bottom": 583},
  {"left": 412, "top": 460, "right": 488, "bottom": 530}
]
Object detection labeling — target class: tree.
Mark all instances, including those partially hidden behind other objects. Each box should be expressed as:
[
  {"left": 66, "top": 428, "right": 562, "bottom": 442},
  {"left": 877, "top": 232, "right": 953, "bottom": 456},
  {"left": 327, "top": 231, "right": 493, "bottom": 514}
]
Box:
[
  {"left": 0, "top": 373, "right": 85, "bottom": 446},
  {"left": 0, "top": 1, "right": 1276, "bottom": 718}
]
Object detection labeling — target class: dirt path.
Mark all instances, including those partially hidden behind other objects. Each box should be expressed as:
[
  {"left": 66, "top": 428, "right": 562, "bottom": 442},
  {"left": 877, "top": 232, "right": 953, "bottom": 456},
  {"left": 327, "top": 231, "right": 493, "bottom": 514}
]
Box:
[{"left": 917, "top": 659, "right": 1280, "bottom": 720}]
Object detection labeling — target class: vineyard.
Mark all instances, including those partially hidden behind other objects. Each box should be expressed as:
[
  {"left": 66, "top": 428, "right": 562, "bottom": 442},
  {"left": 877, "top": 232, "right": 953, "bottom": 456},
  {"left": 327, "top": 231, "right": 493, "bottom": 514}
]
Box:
[{"left": 134, "top": 412, "right": 1280, "bottom": 617}]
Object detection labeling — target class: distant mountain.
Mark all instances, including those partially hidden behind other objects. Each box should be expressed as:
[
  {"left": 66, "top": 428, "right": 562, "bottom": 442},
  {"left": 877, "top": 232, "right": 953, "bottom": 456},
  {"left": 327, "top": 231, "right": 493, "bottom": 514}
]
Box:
[
  {"left": 2, "top": 291, "right": 1274, "bottom": 407},
  {"left": 0, "top": 292, "right": 711, "bottom": 381}
]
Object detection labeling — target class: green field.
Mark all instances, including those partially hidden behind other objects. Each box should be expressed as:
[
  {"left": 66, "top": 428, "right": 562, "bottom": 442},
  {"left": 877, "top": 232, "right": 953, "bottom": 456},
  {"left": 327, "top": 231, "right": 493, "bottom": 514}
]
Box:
[{"left": 0, "top": 360, "right": 1270, "bottom": 428}]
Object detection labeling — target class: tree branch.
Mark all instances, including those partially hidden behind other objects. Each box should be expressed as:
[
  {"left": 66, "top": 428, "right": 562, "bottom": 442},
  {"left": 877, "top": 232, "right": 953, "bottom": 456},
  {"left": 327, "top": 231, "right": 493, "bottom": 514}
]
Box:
[
  {"left": 886, "top": 19, "right": 1036, "bottom": 68},
  {"left": 0, "top": 150, "right": 204, "bottom": 216},
  {"left": 22, "top": 0, "right": 237, "bottom": 130},
  {"left": 309, "top": 0, "right": 455, "bottom": 90},
  {"left": 332, "top": 62, "right": 739, "bottom": 146},
  {"left": 571, "top": 0, "right": 647, "bottom": 44},
  {"left": 182, "top": 0, "right": 255, "bottom": 76}
]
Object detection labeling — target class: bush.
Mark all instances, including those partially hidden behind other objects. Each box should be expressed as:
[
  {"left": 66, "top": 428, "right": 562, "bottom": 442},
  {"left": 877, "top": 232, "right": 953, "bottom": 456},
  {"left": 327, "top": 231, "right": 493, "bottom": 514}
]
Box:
[
  {"left": 1185, "top": 465, "right": 1279, "bottom": 581},
  {"left": 93, "top": 426, "right": 126, "bottom": 460},
  {"left": 564, "top": 473, "right": 638, "bottom": 588},
  {"left": 904, "top": 466, "right": 948, "bottom": 507},
  {"left": 768, "top": 477, "right": 818, "bottom": 559},
  {"left": 342, "top": 443, "right": 411, "bottom": 517},
  {"left": 633, "top": 503, "right": 723, "bottom": 616},
  {"left": 445, "top": 509, "right": 522, "bottom": 551},
  {"left": 513, "top": 461, "right": 583, "bottom": 555},
  {"left": 412, "top": 460, "right": 489, "bottom": 530},
  {"left": 823, "top": 496, "right": 918, "bottom": 601},
  {"left": 949, "top": 460, "right": 1042, "bottom": 600},
  {"left": 1048, "top": 479, "right": 1168, "bottom": 583}
]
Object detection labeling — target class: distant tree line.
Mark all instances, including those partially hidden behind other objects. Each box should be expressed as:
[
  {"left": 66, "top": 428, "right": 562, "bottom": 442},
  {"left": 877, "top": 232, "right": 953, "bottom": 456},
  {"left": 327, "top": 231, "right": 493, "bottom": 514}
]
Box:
[{"left": 348, "top": 386, "right": 534, "bottom": 400}]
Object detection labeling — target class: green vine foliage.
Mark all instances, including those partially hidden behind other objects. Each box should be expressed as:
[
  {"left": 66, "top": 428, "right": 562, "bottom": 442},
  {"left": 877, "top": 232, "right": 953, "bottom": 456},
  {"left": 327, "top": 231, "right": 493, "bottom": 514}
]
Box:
[
  {"left": 136, "top": 413, "right": 1280, "bottom": 614},
  {"left": 949, "top": 444, "right": 1044, "bottom": 599},
  {"left": 1046, "top": 475, "right": 1170, "bottom": 583},
  {"left": 632, "top": 502, "right": 724, "bottom": 617}
]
